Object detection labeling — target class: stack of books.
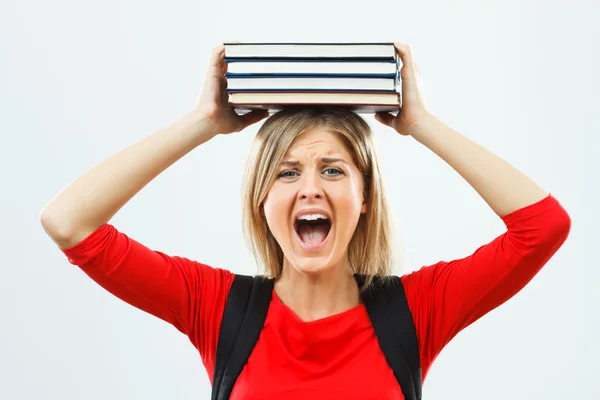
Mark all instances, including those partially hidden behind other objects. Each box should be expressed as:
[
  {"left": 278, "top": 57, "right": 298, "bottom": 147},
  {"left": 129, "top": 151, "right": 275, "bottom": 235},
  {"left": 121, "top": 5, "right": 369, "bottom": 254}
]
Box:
[{"left": 224, "top": 42, "right": 401, "bottom": 114}]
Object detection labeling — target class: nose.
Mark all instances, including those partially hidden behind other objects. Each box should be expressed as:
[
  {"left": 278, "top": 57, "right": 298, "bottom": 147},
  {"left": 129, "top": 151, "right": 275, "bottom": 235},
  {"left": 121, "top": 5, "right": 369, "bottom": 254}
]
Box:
[{"left": 297, "top": 169, "right": 324, "bottom": 201}]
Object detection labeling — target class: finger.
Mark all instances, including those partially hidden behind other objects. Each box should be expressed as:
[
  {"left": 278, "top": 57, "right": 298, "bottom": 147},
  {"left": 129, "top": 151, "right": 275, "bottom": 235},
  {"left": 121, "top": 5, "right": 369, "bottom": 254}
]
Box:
[
  {"left": 374, "top": 112, "right": 396, "bottom": 127},
  {"left": 394, "top": 42, "right": 419, "bottom": 79},
  {"left": 210, "top": 44, "right": 225, "bottom": 66},
  {"left": 394, "top": 42, "right": 414, "bottom": 66},
  {"left": 218, "top": 79, "right": 229, "bottom": 104},
  {"left": 207, "top": 44, "right": 226, "bottom": 76},
  {"left": 239, "top": 109, "right": 270, "bottom": 129}
]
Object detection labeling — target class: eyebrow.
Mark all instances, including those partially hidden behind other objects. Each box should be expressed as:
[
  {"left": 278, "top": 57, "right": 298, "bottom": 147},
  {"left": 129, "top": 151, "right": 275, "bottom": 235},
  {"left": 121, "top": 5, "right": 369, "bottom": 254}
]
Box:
[{"left": 280, "top": 157, "right": 348, "bottom": 167}]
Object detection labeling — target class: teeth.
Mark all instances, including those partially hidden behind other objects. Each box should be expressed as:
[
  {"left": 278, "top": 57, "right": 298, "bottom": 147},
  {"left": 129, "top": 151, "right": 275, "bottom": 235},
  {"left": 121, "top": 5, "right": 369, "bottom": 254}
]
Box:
[{"left": 297, "top": 213, "right": 329, "bottom": 221}]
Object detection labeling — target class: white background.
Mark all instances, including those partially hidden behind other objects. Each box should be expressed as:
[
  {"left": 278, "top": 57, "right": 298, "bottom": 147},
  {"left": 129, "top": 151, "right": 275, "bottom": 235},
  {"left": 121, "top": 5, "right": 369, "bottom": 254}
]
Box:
[{"left": 1, "top": 0, "right": 598, "bottom": 398}]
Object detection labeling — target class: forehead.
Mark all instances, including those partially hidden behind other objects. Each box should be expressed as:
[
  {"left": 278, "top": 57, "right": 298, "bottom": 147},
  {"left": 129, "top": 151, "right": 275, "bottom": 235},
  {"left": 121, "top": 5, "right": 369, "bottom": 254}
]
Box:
[{"left": 286, "top": 128, "right": 350, "bottom": 158}]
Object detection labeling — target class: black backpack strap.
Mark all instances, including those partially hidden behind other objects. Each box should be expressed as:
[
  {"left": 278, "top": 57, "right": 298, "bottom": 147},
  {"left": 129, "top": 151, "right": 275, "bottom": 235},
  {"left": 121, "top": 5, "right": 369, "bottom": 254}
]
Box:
[
  {"left": 212, "top": 274, "right": 274, "bottom": 400},
  {"left": 356, "top": 274, "right": 422, "bottom": 400}
]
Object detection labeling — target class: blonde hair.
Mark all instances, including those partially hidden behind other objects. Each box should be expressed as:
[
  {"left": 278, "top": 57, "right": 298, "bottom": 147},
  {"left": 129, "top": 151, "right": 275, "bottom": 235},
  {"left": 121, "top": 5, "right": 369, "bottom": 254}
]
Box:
[{"left": 241, "top": 107, "right": 396, "bottom": 285}]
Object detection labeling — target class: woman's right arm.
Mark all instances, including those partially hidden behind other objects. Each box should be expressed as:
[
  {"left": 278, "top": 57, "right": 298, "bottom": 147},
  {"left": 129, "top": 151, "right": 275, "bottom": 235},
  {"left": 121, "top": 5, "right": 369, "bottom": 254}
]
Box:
[
  {"left": 40, "top": 45, "right": 267, "bottom": 248},
  {"left": 40, "top": 110, "right": 215, "bottom": 248},
  {"left": 39, "top": 45, "right": 268, "bottom": 362}
]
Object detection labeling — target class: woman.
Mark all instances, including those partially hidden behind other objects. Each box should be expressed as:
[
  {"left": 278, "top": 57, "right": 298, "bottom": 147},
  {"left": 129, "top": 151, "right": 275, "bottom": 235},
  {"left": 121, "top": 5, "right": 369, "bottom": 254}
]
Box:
[{"left": 40, "top": 43, "right": 571, "bottom": 399}]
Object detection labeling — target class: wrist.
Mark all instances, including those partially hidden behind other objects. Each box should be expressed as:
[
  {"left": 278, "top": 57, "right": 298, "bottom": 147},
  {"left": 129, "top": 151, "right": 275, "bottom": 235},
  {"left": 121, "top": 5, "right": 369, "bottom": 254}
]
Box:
[
  {"left": 404, "top": 113, "right": 441, "bottom": 142},
  {"left": 178, "top": 109, "right": 219, "bottom": 146},
  {"left": 188, "top": 107, "right": 221, "bottom": 135}
]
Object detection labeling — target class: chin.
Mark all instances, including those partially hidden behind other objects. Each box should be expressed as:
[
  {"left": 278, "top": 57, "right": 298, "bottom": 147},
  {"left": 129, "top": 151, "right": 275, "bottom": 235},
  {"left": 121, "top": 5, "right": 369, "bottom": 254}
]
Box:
[{"left": 290, "top": 256, "right": 336, "bottom": 275}]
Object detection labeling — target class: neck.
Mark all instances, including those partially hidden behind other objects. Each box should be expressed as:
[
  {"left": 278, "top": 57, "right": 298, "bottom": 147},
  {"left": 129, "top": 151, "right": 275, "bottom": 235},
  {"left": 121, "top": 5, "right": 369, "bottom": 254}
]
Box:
[{"left": 274, "top": 258, "right": 360, "bottom": 322}]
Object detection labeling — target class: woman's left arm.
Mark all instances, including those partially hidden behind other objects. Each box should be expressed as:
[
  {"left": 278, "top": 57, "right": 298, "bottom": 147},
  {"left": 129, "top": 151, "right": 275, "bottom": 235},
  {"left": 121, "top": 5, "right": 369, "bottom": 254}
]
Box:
[
  {"left": 407, "top": 114, "right": 548, "bottom": 216},
  {"left": 375, "top": 43, "right": 572, "bottom": 372},
  {"left": 376, "top": 43, "right": 546, "bottom": 216}
]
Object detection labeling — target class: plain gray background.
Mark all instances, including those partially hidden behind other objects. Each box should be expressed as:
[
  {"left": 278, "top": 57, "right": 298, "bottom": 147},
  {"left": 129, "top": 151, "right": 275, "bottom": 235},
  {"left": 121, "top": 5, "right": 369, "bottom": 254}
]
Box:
[{"left": 1, "top": 0, "right": 598, "bottom": 398}]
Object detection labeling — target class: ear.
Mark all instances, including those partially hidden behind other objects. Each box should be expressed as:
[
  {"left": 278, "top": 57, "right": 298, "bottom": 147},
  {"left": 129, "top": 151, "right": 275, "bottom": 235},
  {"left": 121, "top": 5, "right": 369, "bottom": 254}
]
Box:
[{"left": 361, "top": 201, "right": 368, "bottom": 214}]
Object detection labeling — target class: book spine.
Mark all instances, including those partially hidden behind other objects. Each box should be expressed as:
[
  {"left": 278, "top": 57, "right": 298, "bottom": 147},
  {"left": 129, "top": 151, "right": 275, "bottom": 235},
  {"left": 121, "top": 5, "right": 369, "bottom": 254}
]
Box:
[{"left": 225, "top": 72, "right": 398, "bottom": 78}]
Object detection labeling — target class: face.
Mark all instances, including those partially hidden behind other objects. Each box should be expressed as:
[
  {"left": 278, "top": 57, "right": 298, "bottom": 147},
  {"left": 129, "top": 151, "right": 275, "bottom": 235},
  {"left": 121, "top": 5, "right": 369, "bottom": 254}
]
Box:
[{"left": 262, "top": 128, "right": 368, "bottom": 276}]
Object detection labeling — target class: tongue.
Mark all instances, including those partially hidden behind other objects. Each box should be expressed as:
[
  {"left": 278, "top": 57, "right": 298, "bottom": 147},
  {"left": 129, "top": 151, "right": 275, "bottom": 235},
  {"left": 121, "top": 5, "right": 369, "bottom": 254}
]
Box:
[{"left": 298, "top": 224, "right": 329, "bottom": 246}]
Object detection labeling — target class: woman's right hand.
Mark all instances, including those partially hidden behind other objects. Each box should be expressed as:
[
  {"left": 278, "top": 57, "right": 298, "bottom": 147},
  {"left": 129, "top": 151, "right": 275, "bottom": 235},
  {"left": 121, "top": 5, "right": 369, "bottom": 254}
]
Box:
[{"left": 195, "top": 44, "right": 269, "bottom": 135}]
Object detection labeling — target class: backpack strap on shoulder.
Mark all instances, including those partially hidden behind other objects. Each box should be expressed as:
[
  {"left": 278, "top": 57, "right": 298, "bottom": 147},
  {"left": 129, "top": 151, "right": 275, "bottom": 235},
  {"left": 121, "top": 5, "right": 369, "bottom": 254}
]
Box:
[
  {"left": 356, "top": 274, "right": 422, "bottom": 400},
  {"left": 212, "top": 274, "right": 273, "bottom": 400}
]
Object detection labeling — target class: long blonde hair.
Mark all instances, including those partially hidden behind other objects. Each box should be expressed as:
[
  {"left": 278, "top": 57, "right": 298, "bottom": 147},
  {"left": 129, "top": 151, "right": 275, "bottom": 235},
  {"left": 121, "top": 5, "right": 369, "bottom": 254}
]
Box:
[{"left": 241, "top": 107, "right": 396, "bottom": 284}]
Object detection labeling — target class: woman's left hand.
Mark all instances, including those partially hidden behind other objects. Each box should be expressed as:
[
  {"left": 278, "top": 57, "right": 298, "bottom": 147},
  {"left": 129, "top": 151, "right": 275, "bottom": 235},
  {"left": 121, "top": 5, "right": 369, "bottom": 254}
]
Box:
[{"left": 374, "top": 42, "right": 431, "bottom": 136}]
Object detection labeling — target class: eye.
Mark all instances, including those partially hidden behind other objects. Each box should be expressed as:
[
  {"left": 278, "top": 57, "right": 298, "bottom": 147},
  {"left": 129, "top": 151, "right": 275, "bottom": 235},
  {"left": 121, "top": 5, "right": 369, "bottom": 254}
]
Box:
[
  {"left": 278, "top": 169, "right": 299, "bottom": 179},
  {"left": 323, "top": 167, "right": 344, "bottom": 177}
]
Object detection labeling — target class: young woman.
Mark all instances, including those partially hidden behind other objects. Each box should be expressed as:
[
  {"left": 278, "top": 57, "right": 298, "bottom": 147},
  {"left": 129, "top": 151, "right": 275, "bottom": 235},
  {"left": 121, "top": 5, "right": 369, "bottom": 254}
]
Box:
[{"left": 40, "top": 43, "right": 571, "bottom": 399}]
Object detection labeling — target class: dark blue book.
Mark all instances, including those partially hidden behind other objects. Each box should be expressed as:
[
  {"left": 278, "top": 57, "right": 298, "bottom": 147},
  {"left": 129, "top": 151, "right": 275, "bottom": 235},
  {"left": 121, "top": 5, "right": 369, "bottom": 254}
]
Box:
[
  {"left": 224, "top": 58, "right": 399, "bottom": 77},
  {"left": 226, "top": 75, "right": 398, "bottom": 92}
]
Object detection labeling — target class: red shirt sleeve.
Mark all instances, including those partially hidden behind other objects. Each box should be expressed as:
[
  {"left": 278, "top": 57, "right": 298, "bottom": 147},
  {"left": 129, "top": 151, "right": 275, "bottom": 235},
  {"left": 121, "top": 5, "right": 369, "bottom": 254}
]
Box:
[
  {"left": 401, "top": 194, "right": 571, "bottom": 379},
  {"left": 60, "top": 224, "right": 234, "bottom": 378}
]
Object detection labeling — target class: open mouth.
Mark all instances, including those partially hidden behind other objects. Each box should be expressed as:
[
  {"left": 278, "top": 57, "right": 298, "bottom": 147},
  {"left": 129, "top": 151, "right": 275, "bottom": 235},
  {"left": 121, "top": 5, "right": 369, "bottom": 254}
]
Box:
[{"left": 294, "top": 215, "right": 332, "bottom": 248}]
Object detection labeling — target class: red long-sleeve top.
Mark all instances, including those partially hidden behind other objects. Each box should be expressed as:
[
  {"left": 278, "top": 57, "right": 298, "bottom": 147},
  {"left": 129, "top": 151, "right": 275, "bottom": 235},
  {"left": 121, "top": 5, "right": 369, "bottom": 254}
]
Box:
[{"left": 60, "top": 194, "right": 570, "bottom": 399}]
